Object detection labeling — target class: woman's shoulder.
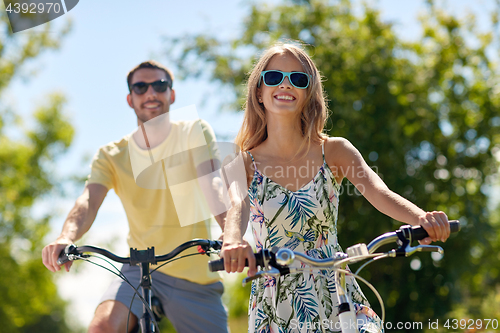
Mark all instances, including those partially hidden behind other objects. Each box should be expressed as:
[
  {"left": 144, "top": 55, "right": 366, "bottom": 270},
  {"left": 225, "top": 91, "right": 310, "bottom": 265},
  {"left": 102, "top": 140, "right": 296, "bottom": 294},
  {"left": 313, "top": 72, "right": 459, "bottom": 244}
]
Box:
[
  {"left": 223, "top": 150, "right": 255, "bottom": 170},
  {"left": 324, "top": 136, "right": 353, "bottom": 153},
  {"left": 241, "top": 149, "right": 255, "bottom": 166},
  {"left": 220, "top": 150, "right": 255, "bottom": 188},
  {"left": 246, "top": 143, "right": 273, "bottom": 165},
  {"left": 241, "top": 149, "right": 258, "bottom": 179},
  {"left": 323, "top": 136, "right": 359, "bottom": 164}
]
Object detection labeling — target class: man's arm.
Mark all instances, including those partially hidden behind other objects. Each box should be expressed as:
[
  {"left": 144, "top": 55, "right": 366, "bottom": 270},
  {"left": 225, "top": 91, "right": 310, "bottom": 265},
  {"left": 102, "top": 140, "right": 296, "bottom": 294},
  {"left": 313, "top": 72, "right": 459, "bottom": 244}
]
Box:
[{"left": 42, "top": 183, "right": 108, "bottom": 272}]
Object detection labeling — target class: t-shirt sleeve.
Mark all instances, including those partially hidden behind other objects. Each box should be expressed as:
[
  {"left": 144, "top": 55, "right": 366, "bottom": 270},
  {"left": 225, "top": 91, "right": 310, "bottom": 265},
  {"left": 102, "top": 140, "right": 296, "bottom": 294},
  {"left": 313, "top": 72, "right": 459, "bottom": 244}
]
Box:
[
  {"left": 86, "top": 148, "right": 114, "bottom": 190},
  {"left": 189, "top": 119, "right": 220, "bottom": 167}
]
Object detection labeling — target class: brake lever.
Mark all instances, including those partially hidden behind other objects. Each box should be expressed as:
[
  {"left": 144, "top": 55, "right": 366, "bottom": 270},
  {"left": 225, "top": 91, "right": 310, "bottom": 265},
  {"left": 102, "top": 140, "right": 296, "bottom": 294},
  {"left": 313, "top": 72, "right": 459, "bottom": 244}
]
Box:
[
  {"left": 242, "top": 267, "right": 281, "bottom": 286},
  {"left": 405, "top": 245, "right": 444, "bottom": 257},
  {"left": 395, "top": 228, "right": 442, "bottom": 257}
]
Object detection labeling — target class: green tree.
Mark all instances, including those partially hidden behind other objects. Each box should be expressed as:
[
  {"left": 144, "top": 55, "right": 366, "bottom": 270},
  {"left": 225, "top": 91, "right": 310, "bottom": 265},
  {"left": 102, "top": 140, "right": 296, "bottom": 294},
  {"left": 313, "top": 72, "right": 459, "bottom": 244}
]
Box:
[
  {"left": 0, "top": 7, "right": 76, "bottom": 333},
  {"left": 164, "top": 0, "right": 500, "bottom": 327}
]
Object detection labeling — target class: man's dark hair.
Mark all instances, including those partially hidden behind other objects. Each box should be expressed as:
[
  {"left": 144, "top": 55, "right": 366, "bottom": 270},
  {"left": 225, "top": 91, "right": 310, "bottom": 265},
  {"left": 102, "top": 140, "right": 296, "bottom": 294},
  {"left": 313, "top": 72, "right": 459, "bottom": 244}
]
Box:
[{"left": 127, "top": 60, "right": 175, "bottom": 92}]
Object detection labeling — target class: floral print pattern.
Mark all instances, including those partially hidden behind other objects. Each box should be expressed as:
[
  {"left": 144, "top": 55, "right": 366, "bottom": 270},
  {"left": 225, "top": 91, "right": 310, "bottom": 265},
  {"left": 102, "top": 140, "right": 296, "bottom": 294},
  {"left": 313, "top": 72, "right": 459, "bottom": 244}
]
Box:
[{"left": 247, "top": 148, "right": 384, "bottom": 333}]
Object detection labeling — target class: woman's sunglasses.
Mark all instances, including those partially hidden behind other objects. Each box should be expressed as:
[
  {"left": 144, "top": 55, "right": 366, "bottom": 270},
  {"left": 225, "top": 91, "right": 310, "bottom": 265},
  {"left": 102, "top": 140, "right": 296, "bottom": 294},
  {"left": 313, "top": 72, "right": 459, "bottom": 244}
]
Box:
[
  {"left": 130, "top": 80, "right": 171, "bottom": 95},
  {"left": 258, "top": 70, "right": 310, "bottom": 89}
]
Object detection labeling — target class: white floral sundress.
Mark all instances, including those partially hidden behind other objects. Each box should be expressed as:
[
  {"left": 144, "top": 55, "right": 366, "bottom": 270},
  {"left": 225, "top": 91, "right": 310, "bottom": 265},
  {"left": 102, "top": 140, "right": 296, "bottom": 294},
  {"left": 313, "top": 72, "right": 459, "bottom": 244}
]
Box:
[{"left": 247, "top": 144, "right": 383, "bottom": 333}]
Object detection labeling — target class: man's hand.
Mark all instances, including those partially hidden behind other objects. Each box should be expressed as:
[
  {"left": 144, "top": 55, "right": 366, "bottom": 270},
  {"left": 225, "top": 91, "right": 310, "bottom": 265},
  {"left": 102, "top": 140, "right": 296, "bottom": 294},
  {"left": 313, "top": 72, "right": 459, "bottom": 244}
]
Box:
[
  {"left": 418, "top": 211, "right": 450, "bottom": 245},
  {"left": 42, "top": 238, "right": 74, "bottom": 272}
]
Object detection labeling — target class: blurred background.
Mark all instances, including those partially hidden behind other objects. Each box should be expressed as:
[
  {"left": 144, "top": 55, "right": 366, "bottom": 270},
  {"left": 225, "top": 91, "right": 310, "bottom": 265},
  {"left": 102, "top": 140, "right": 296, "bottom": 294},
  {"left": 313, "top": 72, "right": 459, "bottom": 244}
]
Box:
[{"left": 0, "top": 0, "right": 499, "bottom": 332}]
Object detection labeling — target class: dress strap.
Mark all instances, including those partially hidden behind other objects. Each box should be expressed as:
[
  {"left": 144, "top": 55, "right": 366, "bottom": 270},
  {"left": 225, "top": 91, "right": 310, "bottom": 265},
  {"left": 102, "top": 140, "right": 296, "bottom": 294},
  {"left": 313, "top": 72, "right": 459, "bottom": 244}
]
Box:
[
  {"left": 246, "top": 151, "right": 258, "bottom": 172},
  {"left": 321, "top": 140, "right": 326, "bottom": 163}
]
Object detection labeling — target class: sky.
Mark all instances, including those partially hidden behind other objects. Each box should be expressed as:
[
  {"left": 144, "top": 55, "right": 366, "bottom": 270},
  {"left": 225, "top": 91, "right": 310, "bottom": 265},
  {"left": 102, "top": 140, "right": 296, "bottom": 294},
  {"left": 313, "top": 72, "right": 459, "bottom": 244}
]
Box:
[{"left": 4, "top": 0, "right": 497, "bottom": 329}]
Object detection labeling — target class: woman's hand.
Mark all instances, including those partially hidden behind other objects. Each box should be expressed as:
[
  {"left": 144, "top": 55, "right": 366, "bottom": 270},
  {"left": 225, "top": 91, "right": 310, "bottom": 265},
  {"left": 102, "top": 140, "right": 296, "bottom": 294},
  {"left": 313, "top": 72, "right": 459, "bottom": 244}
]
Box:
[
  {"left": 418, "top": 211, "right": 450, "bottom": 245},
  {"left": 220, "top": 239, "right": 257, "bottom": 276}
]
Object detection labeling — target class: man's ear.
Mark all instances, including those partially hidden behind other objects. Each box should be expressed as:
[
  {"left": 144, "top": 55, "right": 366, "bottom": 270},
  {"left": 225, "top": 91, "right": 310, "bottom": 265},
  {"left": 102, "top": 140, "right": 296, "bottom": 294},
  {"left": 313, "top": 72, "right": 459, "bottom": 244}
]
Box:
[
  {"left": 126, "top": 94, "right": 133, "bottom": 108},
  {"left": 170, "top": 89, "right": 176, "bottom": 104}
]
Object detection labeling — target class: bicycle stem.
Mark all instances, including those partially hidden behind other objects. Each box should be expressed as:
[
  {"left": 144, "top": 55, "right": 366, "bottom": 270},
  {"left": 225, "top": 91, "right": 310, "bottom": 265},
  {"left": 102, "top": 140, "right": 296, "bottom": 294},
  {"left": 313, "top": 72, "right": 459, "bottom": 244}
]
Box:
[
  {"left": 138, "top": 261, "right": 154, "bottom": 332},
  {"left": 335, "top": 267, "right": 358, "bottom": 333}
]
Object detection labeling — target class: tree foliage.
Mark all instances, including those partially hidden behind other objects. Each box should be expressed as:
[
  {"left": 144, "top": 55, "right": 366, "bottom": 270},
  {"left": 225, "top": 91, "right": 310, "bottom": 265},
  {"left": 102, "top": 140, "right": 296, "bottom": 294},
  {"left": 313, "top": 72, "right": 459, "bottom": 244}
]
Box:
[
  {"left": 164, "top": 0, "right": 500, "bottom": 326},
  {"left": 0, "top": 7, "right": 76, "bottom": 333}
]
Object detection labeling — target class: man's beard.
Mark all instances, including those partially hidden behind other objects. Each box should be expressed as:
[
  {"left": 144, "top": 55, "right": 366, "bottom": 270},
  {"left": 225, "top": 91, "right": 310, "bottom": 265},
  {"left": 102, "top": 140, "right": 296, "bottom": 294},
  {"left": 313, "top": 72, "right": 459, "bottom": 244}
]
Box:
[{"left": 136, "top": 104, "right": 169, "bottom": 124}]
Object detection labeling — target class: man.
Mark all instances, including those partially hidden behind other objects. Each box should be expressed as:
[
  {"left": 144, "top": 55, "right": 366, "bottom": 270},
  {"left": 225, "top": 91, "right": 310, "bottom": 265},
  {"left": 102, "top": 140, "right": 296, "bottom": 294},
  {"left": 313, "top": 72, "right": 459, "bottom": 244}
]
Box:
[{"left": 42, "top": 61, "right": 228, "bottom": 332}]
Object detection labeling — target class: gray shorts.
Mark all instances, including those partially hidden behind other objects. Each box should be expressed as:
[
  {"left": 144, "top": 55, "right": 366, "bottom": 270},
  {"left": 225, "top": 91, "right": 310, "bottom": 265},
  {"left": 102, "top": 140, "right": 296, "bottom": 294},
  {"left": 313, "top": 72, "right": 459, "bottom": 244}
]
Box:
[{"left": 99, "top": 264, "right": 228, "bottom": 332}]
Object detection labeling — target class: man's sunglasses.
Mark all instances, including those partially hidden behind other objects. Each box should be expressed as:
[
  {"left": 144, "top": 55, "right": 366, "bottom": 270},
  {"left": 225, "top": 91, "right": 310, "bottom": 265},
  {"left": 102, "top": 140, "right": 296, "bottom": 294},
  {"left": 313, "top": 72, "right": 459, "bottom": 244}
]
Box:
[
  {"left": 130, "top": 80, "right": 171, "bottom": 95},
  {"left": 258, "top": 70, "right": 310, "bottom": 89}
]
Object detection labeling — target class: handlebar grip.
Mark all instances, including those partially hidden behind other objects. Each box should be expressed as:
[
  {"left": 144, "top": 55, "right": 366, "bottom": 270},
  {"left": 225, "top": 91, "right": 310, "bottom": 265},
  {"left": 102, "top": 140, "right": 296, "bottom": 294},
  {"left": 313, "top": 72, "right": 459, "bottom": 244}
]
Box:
[
  {"left": 411, "top": 220, "right": 460, "bottom": 241},
  {"left": 208, "top": 258, "right": 250, "bottom": 271},
  {"left": 57, "top": 251, "right": 70, "bottom": 266},
  {"left": 57, "top": 244, "right": 77, "bottom": 266},
  {"left": 208, "top": 258, "right": 225, "bottom": 272},
  {"left": 208, "top": 252, "right": 266, "bottom": 272}
]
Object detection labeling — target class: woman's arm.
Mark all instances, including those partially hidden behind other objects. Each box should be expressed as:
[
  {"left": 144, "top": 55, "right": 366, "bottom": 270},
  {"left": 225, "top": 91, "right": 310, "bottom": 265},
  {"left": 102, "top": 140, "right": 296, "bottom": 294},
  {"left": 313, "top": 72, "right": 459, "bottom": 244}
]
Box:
[
  {"left": 326, "top": 137, "right": 450, "bottom": 243},
  {"left": 219, "top": 151, "right": 257, "bottom": 275}
]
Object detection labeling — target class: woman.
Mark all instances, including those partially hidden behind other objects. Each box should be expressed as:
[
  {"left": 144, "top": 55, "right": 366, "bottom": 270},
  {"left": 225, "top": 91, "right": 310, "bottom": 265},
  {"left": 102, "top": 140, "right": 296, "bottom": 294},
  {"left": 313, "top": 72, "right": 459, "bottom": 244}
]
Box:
[{"left": 221, "top": 42, "right": 450, "bottom": 333}]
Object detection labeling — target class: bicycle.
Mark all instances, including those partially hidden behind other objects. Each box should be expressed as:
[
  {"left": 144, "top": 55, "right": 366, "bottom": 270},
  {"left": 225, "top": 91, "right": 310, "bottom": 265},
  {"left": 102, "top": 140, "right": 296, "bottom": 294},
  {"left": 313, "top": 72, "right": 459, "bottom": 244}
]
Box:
[
  {"left": 208, "top": 220, "right": 460, "bottom": 333},
  {"left": 57, "top": 239, "right": 222, "bottom": 333}
]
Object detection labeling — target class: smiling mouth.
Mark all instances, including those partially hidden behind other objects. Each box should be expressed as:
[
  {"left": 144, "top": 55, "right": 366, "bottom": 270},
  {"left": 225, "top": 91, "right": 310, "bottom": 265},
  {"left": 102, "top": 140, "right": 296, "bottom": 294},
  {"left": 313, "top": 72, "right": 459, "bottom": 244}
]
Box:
[
  {"left": 143, "top": 102, "right": 162, "bottom": 109},
  {"left": 275, "top": 95, "right": 295, "bottom": 101}
]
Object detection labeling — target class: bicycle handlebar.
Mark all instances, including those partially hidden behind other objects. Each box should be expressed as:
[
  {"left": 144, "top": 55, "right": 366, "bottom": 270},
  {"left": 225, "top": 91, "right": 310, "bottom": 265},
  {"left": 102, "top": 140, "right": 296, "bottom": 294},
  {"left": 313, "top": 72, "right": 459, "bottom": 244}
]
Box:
[
  {"left": 208, "top": 220, "right": 460, "bottom": 272},
  {"left": 57, "top": 238, "right": 222, "bottom": 333},
  {"left": 366, "top": 220, "right": 460, "bottom": 253},
  {"left": 57, "top": 239, "right": 222, "bottom": 266}
]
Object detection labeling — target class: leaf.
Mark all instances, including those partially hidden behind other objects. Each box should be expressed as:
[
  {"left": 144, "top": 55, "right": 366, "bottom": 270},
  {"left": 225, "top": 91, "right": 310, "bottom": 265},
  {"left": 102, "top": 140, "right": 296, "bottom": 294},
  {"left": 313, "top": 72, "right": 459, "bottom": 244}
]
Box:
[
  {"left": 315, "top": 275, "right": 334, "bottom": 318},
  {"left": 292, "top": 279, "right": 319, "bottom": 324},
  {"left": 284, "top": 187, "right": 316, "bottom": 229},
  {"left": 267, "top": 190, "right": 289, "bottom": 228},
  {"left": 277, "top": 273, "right": 302, "bottom": 303},
  {"left": 264, "top": 181, "right": 285, "bottom": 201},
  {"left": 266, "top": 224, "right": 284, "bottom": 248}
]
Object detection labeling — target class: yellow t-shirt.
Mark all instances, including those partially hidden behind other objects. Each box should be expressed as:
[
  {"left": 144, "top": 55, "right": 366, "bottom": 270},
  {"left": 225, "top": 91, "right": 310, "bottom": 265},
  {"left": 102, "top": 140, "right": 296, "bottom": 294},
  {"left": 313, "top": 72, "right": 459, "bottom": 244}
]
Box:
[{"left": 87, "top": 119, "right": 220, "bottom": 284}]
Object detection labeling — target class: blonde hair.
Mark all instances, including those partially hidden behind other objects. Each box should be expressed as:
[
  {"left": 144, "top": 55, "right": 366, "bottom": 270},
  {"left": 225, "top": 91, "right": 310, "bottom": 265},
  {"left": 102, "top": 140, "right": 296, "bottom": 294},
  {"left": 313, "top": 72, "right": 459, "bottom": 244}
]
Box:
[{"left": 235, "top": 42, "right": 328, "bottom": 156}]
